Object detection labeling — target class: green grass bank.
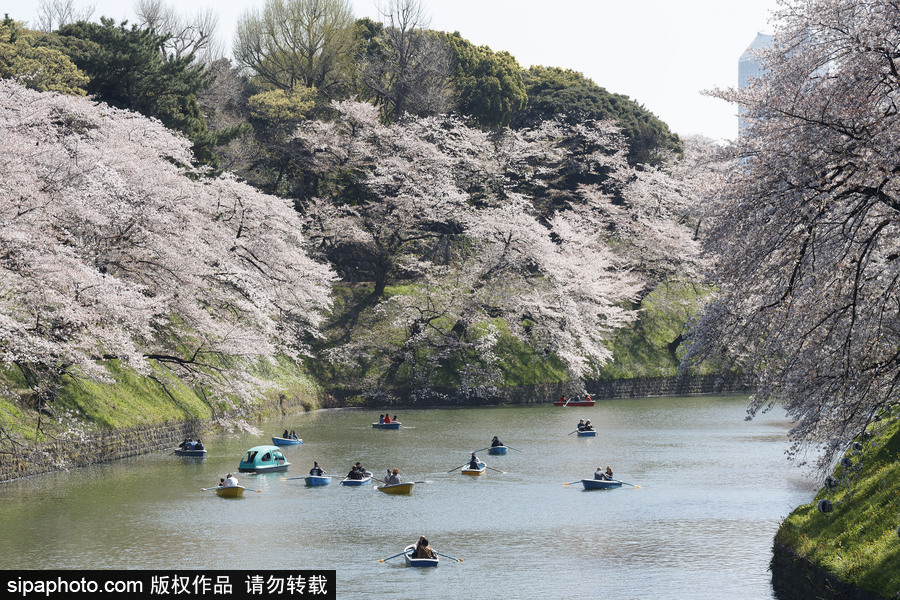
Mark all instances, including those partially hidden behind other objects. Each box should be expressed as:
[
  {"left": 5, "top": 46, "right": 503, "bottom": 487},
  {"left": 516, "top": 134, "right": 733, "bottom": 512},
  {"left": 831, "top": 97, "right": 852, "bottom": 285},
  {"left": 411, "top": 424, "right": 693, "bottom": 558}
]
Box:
[{"left": 772, "top": 412, "right": 900, "bottom": 600}]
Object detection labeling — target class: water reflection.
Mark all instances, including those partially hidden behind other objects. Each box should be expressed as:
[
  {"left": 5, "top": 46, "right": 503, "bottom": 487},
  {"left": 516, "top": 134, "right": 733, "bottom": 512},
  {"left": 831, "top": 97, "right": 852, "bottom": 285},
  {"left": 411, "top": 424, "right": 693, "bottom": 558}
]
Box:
[{"left": 0, "top": 396, "right": 815, "bottom": 599}]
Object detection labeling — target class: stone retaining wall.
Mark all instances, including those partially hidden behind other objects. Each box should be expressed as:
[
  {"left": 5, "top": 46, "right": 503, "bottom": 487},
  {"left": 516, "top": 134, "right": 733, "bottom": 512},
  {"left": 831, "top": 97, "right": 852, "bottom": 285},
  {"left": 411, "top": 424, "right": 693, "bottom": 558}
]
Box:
[
  {"left": 0, "top": 394, "right": 314, "bottom": 483},
  {"left": 771, "top": 542, "right": 890, "bottom": 600}
]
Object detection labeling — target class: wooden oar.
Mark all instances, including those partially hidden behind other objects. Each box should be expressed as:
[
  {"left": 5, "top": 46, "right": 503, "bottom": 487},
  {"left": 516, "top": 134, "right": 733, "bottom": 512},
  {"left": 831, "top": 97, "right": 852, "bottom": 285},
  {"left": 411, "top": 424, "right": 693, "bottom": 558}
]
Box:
[
  {"left": 566, "top": 430, "right": 579, "bottom": 436},
  {"left": 281, "top": 475, "right": 331, "bottom": 481},
  {"left": 484, "top": 465, "right": 506, "bottom": 474},
  {"left": 434, "top": 551, "right": 463, "bottom": 562},
  {"left": 562, "top": 480, "right": 583, "bottom": 487},
  {"left": 471, "top": 447, "right": 491, "bottom": 453},
  {"left": 504, "top": 445, "right": 525, "bottom": 453},
  {"left": 200, "top": 486, "right": 220, "bottom": 491},
  {"left": 377, "top": 551, "right": 409, "bottom": 563},
  {"left": 613, "top": 480, "right": 641, "bottom": 488},
  {"left": 447, "top": 464, "right": 467, "bottom": 473},
  {"left": 201, "top": 486, "right": 261, "bottom": 493}
]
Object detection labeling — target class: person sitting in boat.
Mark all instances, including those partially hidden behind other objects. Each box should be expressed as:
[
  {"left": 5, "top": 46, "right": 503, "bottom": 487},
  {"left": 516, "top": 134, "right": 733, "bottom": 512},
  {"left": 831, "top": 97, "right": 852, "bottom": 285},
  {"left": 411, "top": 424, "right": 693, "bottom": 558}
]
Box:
[
  {"left": 283, "top": 429, "right": 290, "bottom": 439},
  {"left": 378, "top": 414, "right": 384, "bottom": 424},
  {"left": 178, "top": 438, "right": 190, "bottom": 450},
  {"left": 577, "top": 419, "right": 586, "bottom": 431},
  {"left": 384, "top": 468, "right": 401, "bottom": 485},
  {"left": 194, "top": 439, "right": 204, "bottom": 450},
  {"left": 582, "top": 420, "right": 595, "bottom": 431},
  {"left": 584, "top": 394, "right": 593, "bottom": 403},
  {"left": 559, "top": 395, "right": 567, "bottom": 403},
  {"left": 289, "top": 430, "right": 298, "bottom": 439},
  {"left": 468, "top": 453, "right": 480, "bottom": 469},
  {"left": 218, "top": 478, "right": 225, "bottom": 487},
  {"left": 224, "top": 473, "right": 239, "bottom": 487},
  {"left": 490, "top": 436, "right": 503, "bottom": 447},
  {"left": 383, "top": 414, "right": 391, "bottom": 424},
  {"left": 605, "top": 466, "right": 613, "bottom": 480},
  {"left": 354, "top": 461, "right": 370, "bottom": 477},
  {"left": 414, "top": 536, "right": 437, "bottom": 559},
  {"left": 310, "top": 462, "right": 325, "bottom": 476},
  {"left": 392, "top": 414, "right": 399, "bottom": 423},
  {"left": 347, "top": 466, "right": 362, "bottom": 480}
]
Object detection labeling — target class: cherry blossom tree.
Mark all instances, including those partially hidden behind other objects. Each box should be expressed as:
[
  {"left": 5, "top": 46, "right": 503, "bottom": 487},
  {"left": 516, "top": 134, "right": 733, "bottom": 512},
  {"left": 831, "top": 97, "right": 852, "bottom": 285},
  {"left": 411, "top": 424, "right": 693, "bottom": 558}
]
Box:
[
  {"left": 0, "top": 81, "right": 333, "bottom": 417},
  {"left": 295, "top": 100, "right": 702, "bottom": 394},
  {"left": 690, "top": 0, "right": 900, "bottom": 466}
]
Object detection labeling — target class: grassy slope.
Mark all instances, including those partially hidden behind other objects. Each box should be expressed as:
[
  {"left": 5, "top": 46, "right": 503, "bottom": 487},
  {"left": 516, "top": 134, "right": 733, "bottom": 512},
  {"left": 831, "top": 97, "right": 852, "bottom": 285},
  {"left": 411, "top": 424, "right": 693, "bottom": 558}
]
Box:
[
  {"left": 0, "top": 355, "right": 320, "bottom": 442},
  {"left": 774, "top": 413, "right": 900, "bottom": 597}
]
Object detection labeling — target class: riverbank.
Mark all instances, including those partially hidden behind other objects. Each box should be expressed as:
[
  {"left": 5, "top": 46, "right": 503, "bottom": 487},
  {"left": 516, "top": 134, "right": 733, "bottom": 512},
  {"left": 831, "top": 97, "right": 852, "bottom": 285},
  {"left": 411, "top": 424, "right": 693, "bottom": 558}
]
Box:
[{"left": 770, "top": 413, "right": 900, "bottom": 600}]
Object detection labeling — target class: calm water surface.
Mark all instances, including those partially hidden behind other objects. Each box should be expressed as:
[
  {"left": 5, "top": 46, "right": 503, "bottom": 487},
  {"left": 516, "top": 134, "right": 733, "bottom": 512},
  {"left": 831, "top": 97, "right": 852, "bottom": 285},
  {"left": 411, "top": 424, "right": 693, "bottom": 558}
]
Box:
[{"left": 0, "top": 396, "right": 816, "bottom": 599}]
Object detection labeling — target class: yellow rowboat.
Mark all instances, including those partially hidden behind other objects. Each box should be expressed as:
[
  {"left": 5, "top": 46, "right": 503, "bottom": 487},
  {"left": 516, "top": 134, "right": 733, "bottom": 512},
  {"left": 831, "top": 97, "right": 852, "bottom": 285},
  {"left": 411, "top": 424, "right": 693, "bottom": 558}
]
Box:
[
  {"left": 375, "top": 482, "right": 415, "bottom": 495},
  {"left": 461, "top": 461, "right": 486, "bottom": 476},
  {"left": 216, "top": 485, "right": 246, "bottom": 498}
]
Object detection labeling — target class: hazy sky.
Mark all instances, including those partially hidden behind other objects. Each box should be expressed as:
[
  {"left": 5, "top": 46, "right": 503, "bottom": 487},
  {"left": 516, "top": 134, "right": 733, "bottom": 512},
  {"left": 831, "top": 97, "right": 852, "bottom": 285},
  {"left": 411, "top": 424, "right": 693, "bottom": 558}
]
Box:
[{"left": 17, "top": 0, "right": 782, "bottom": 140}]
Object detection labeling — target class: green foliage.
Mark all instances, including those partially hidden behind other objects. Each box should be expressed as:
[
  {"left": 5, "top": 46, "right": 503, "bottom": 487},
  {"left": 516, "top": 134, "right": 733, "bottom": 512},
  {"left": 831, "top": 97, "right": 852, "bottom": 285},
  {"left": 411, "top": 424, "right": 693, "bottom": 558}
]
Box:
[
  {"left": 774, "top": 413, "right": 900, "bottom": 598},
  {"left": 594, "top": 280, "right": 714, "bottom": 379},
  {"left": 442, "top": 31, "right": 527, "bottom": 128},
  {"left": 0, "top": 16, "right": 87, "bottom": 95},
  {"left": 248, "top": 87, "right": 317, "bottom": 133},
  {"left": 517, "top": 66, "right": 681, "bottom": 165},
  {"left": 53, "top": 17, "right": 228, "bottom": 166}
]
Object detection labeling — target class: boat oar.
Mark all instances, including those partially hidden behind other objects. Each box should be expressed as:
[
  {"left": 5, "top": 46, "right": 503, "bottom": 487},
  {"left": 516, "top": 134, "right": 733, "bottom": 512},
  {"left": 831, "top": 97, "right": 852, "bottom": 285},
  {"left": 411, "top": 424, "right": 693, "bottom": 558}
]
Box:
[
  {"left": 613, "top": 480, "right": 641, "bottom": 488},
  {"left": 281, "top": 476, "right": 332, "bottom": 481},
  {"left": 447, "top": 464, "right": 466, "bottom": 473},
  {"left": 566, "top": 430, "right": 579, "bottom": 436},
  {"left": 562, "top": 480, "right": 583, "bottom": 487},
  {"left": 504, "top": 445, "right": 525, "bottom": 453},
  {"left": 434, "top": 551, "right": 463, "bottom": 562},
  {"left": 471, "top": 447, "right": 491, "bottom": 453},
  {"left": 377, "top": 551, "right": 408, "bottom": 563},
  {"left": 484, "top": 465, "right": 506, "bottom": 474},
  {"left": 200, "top": 486, "right": 220, "bottom": 491}
]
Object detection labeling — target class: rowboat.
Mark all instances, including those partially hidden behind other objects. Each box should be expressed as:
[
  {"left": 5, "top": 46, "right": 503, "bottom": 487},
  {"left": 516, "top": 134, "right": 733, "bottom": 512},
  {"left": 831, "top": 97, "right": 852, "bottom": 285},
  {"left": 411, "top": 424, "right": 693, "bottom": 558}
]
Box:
[
  {"left": 238, "top": 445, "right": 290, "bottom": 473},
  {"left": 376, "top": 482, "right": 414, "bottom": 495},
  {"left": 304, "top": 475, "right": 330, "bottom": 486},
  {"left": 372, "top": 422, "right": 401, "bottom": 429},
  {"left": 581, "top": 478, "right": 623, "bottom": 490},
  {"left": 272, "top": 436, "right": 302, "bottom": 446},
  {"left": 174, "top": 448, "right": 207, "bottom": 457},
  {"left": 216, "top": 485, "right": 246, "bottom": 498},
  {"left": 340, "top": 474, "right": 373, "bottom": 486},
  {"left": 487, "top": 445, "right": 508, "bottom": 455},
  {"left": 553, "top": 398, "right": 595, "bottom": 406},
  {"left": 461, "top": 461, "right": 486, "bottom": 475},
  {"left": 272, "top": 436, "right": 303, "bottom": 446},
  {"left": 576, "top": 430, "right": 597, "bottom": 437},
  {"left": 403, "top": 545, "right": 439, "bottom": 567}
]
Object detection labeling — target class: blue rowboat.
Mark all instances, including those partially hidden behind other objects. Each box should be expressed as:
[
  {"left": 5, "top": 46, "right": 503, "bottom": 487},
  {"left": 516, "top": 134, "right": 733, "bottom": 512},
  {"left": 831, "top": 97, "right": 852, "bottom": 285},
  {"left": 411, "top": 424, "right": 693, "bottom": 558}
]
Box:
[
  {"left": 272, "top": 436, "right": 303, "bottom": 446},
  {"left": 404, "top": 545, "right": 439, "bottom": 567},
  {"left": 238, "top": 445, "right": 290, "bottom": 473},
  {"left": 576, "top": 430, "right": 597, "bottom": 437},
  {"left": 340, "top": 474, "right": 373, "bottom": 486},
  {"left": 304, "top": 475, "right": 330, "bottom": 486},
  {"left": 174, "top": 448, "right": 207, "bottom": 457},
  {"left": 461, "top": 461, "right": 486, "bottom": 476},
  {"left": 487, "top": 446, "right": 508, "bottom": 455},
  {"left": 372, "top": 422, "right": 401, "bottom": 429},
  {"left": 581, "top": 478, "right": 623, "bottom": 490}
]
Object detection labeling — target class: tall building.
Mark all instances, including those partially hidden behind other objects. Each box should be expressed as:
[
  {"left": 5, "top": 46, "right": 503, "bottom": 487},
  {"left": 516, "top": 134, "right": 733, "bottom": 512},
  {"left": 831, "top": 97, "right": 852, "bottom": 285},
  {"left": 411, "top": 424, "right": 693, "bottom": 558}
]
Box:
[{"left": 738, "top": 32, "right": 774, "bottom": 133}]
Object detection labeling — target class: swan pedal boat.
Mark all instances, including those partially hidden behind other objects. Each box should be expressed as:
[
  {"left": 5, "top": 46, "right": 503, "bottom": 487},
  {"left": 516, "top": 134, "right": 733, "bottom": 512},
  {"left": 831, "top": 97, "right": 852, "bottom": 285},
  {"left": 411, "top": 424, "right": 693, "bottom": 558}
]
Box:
[
  {"left": 376, "top": 481, "right": 414, "bottom": 495},
  {"left": 238, "top": 445, "right": 290, "bottom": 473},
  {"left": 404, "top": 545, "right": 439, "bottom": 567},
  {"left": 216, "top": 485, "right": 246, "bottom": 498},
  {"left": 581, "top": 478, "right": 623, "bottom": 490},
  {"left": 576, "top": 430, "right": 597, "bottom": 437},
  {"left": 340, "top": 474, "right": 373, "bottom": 486},
  {"left": 272, "top": 436, "right": 303, "bottom": 446},
  {"left": 461, "top": 461, "right": 486, "bottom": 475},
  {"left": 372, "top": 422, "right": 401, "bottom": 429},
  {"left": 487, "top": 446, "right": 508, "bottom": 455}
]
